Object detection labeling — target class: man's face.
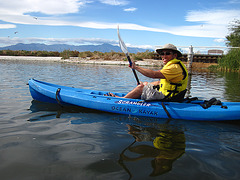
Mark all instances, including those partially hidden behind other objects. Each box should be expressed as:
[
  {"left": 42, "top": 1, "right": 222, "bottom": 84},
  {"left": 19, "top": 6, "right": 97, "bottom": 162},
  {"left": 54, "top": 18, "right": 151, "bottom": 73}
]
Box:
[{"left": 160, "top": 50, "right": 177, "bottom": 65}]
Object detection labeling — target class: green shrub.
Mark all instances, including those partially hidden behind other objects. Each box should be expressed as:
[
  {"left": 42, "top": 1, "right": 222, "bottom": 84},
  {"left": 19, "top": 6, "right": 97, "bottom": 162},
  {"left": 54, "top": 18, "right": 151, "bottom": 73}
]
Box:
[
  {"left": 218, "top": 48, "right": 240, "bottom": 71},
  {"left": 208, "top": 65, "right": 219, "bottom": 71},
  {"left": 60, "top": 50, "right": 71, "bottom": 59}
]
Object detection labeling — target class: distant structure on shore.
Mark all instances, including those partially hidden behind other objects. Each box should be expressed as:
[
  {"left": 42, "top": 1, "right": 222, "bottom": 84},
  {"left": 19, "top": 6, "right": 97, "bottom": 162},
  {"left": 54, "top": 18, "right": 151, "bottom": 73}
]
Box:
[
  {"left": 153, "top": 51, "right": 222, "bottom": 63},
  {"left": 207, "top": 49, "right": 224, "bottom": 55}
]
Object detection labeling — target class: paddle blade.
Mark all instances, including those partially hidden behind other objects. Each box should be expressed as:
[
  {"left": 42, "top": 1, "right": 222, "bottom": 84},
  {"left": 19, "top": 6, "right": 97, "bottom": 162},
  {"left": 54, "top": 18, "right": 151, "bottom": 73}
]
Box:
[
  {"left": 117, "top": 26, "right": 140, "bottom": 85},
  {"left": 117, "top": 26, "right": 128, "bottom": 55}
]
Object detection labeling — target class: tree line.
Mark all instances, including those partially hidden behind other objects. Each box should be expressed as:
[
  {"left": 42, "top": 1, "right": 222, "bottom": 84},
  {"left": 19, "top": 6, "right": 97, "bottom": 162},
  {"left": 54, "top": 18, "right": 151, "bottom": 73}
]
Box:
[{"left": 0, "top": 50, "right": 60, "bottom": 57}]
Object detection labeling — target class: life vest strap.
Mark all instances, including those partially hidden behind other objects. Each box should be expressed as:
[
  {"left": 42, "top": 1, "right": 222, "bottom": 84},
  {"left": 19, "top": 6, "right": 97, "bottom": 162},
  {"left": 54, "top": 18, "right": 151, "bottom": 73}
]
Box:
[
  {"left": 170, "top": 82, "right": 182, "bottom": 86},
  {"left": 177, "top": 62, "right": 187, "bottom": 80}
]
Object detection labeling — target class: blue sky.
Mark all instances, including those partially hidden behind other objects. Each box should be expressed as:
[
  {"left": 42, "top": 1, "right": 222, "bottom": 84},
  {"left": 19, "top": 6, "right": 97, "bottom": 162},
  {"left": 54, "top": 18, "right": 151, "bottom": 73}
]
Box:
[{"left": 0, "top": 0, "right": 239, "bottom": 52}]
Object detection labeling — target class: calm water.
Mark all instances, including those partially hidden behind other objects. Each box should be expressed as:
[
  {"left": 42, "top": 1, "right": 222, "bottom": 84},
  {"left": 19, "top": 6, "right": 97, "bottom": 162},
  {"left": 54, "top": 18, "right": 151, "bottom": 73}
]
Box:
[{"left": 0, "top": 59, "right": 240, "bottom": 180}]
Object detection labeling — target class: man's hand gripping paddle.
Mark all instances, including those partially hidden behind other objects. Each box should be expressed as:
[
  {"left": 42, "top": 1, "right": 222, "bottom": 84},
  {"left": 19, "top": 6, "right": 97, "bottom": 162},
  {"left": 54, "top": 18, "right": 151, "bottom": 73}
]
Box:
[{"left": 118, "top": 27, "right": 140, "bottom": 85}]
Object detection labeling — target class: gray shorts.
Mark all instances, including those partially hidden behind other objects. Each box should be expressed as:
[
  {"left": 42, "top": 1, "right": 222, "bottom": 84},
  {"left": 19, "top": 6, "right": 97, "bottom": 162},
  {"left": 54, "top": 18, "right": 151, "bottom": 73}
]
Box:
[{"left": 141, "top": 83, "right": 165, "bottom": 101}]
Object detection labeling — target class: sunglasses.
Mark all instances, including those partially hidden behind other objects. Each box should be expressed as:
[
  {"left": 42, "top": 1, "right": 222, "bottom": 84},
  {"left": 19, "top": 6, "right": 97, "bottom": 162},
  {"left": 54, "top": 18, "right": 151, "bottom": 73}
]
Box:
[{"left": 159, "top": 52, "right": 173, "bottom": 56}]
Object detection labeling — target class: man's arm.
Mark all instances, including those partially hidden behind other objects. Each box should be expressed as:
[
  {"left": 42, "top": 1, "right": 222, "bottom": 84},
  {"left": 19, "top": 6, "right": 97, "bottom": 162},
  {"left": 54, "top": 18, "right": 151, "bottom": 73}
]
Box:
[
  {"left": 150, "top": 81, "right": 160, "bottom": 86},
  {"left": 134, "top": 65, "right": 166, "bottom": 79}
]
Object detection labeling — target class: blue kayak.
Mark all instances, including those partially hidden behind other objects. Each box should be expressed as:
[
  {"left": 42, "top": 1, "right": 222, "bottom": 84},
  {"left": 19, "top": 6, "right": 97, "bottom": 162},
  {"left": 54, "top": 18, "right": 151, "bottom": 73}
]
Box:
[{"left": 28, "top": 78, "right": 240, "bottom": 121}]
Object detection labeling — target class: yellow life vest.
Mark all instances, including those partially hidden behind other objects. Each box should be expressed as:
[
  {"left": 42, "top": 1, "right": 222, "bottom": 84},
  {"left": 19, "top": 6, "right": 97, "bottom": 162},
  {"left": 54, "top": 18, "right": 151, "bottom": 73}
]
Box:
[{"left": 159, "top": 59, "right": 188, "bottom": 100}]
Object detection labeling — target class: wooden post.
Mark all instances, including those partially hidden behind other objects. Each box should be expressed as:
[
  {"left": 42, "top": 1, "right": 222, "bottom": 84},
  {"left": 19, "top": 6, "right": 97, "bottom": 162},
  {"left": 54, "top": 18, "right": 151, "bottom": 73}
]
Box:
[
  {"left": 187, "top": 45, "right": 193, "bottom": 74},
  {"left": 186, "top": 45, "right": 193, "bottom": 98},
  {"left": 186, "top": 73, "right": 192, "bottom": 98}
]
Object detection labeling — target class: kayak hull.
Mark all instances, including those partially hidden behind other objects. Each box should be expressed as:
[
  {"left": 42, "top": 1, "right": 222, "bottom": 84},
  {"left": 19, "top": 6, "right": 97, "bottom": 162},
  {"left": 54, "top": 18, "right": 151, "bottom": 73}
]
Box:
[{"left": 28, "top": 79, "right": 240, "bottom": 121}]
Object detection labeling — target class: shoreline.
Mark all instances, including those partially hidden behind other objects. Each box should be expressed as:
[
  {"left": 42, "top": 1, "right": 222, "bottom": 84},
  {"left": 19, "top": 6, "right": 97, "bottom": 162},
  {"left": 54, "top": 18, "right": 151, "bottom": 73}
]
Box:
[
  {"left": 0, "top": 55, "right": 217, "bottom": 69},
  {"left": 0, "top": 55, "right": 62, "bottom": 61},
  {"left": 0, "top": 55, "right": 164, "bottom": 67}
]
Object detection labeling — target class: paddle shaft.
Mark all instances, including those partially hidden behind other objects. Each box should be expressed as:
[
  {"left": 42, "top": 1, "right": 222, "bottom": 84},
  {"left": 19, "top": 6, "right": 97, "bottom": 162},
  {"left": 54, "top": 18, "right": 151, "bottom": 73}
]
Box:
[{"left": 126, "top": 55, "right": 140, "bottom": 85}]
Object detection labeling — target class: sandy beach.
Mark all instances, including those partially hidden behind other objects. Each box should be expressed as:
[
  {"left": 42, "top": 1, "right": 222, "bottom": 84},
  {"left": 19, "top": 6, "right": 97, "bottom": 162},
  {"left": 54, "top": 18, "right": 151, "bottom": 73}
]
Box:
[
  {"left": 0, "top": 55, "right": 62, "bottom": 61},
  {"left": 0, "top": 55, "right": 217, "bottom": 70},
  {"left": 0, "top": 55, "right": 164, "bottom": 67}
]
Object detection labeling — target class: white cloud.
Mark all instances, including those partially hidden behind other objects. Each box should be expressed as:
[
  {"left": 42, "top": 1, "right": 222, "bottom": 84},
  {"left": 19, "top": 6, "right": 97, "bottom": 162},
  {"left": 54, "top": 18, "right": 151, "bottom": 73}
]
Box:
[
  {"left": 229, "top": 0, "right": 240, "bottom": 4},
  {"left": 0, "top": 12, "right": 234, "bottom": 39},
  {"left": 168, "top": 24, "right": 228, "bottom": 38},
  {"left": 124, "top": 7, "right": 137, "bottom": 12},
  {"left": 99, "top": 0, "right": 129, "bottom": 6},
  {"left": 0, "top": 0, "right": 89, "bottom": 15},
  {"left": 186, "top": 9, "right": 240, "bottom": 25},
  {"left": 127, "top": 44, "right": 154, "bottom": 50},
  {"left": 174, "top": 9, "right": 240, "bottom": 38},
  {"left": 0, "top": 37, "right": 118, "bottom": 46},
  {"left": 0, "top": 0, "right": 239, "bottom": 40},
  {"left": 0, "top": 36, "right": 155, "bottom": 50},
  {"left": 0, "top": 24, "right": 16, "bottom": 29},
  {"left": 214, "top": 38, "right": 225, "bottom": 43}
]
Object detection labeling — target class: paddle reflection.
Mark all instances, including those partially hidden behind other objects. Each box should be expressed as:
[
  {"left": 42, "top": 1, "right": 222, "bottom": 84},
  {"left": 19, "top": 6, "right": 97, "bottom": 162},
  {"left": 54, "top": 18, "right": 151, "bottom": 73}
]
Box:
[{"left": 119, "top": 123, "right": 185, "bottom": 178}]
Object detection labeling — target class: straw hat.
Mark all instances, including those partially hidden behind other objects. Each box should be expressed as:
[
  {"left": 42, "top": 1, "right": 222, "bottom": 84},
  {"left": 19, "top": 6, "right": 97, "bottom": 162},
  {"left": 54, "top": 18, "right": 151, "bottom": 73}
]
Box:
[{"left": 156, "top": 44, "right": 182, "bottom": 58}]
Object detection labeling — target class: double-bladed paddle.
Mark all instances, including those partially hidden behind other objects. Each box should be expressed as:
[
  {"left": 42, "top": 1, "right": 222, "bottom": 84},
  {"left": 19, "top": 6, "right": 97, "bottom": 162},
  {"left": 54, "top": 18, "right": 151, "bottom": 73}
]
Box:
[{"left": 117, "top": 27, "right": 140, "bottom": 85}]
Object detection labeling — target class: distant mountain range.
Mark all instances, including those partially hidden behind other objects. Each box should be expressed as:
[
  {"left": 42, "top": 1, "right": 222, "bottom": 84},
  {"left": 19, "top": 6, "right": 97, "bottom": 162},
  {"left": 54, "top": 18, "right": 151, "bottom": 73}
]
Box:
[{"left": 0, "top": 43, "right": 152, "bottom": 53}]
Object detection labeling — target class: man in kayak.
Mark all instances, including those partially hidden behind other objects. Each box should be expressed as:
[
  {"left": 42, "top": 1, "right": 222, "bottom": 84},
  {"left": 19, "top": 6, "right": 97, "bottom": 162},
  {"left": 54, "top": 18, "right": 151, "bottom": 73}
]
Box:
[{"left": 109, "top": 44, "right": 188, "bottom": 102}]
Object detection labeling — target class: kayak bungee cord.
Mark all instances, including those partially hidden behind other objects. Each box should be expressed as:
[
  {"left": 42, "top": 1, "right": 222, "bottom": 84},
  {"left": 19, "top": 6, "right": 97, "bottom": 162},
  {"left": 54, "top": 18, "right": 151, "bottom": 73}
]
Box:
[{"left": 55, "top": 88, "right": 63, "bottom": 107}]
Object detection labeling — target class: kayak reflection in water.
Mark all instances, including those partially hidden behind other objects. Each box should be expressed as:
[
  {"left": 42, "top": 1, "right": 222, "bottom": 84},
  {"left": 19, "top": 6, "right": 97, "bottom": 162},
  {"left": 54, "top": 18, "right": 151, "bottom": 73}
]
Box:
[{"left": 119, "top": 124, "right": 185, "bottom": 178}]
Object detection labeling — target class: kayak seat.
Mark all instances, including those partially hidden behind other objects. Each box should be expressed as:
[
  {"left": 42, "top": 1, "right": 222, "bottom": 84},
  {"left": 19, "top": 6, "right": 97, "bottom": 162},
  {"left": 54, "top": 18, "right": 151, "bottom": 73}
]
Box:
[{"left": 166, "top": 89, "right": 187, "bottom": 102}]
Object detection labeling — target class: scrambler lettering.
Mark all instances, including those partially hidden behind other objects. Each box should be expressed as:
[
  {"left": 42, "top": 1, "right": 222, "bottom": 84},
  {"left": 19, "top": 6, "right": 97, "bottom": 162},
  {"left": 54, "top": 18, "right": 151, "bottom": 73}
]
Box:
[{"left": 116, "top": 100, "right": 152, "bottom": 107}]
